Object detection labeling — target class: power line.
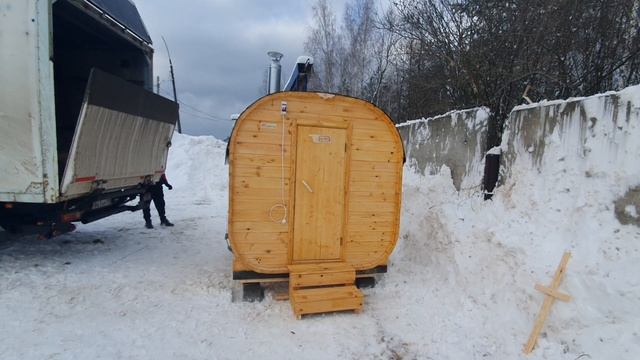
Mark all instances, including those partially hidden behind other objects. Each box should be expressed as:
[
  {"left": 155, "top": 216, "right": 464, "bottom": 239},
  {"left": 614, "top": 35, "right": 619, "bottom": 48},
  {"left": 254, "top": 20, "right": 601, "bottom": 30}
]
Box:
[
  {"left": 182, "top": 110, "right": 227, "bottom": 122},
  {"left": 157, "top": 85, "right": 229, "bottom": 122},
  {"left": 178, "top": 100, "right": 228, "bottom": 121}
]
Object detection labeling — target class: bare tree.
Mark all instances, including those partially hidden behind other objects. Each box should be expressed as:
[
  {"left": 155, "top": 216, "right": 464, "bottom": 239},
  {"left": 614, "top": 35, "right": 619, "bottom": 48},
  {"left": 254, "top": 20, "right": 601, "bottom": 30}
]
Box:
[
  {"left": 304, "top": 0, "right": 640, "bottom": 130},
  {"left": 340, "top": 0, "right": 376, "bottom": 96},
  {"left": 305, "top": 0, "right": 342, "bottom": 92},
  {"left": 389, "top": 0, "right": 640, "bottom": 146},
  {"left": 304, "top": 0, "right": 404, "bottom": 120}
]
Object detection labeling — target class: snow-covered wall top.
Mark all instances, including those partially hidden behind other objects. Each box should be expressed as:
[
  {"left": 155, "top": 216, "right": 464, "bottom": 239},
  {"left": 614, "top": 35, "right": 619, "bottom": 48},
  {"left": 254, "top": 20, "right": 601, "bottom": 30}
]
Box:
[
  {"left": 396, "top": 107, "right": 490, "bottom": 191},
  {"left": 500, "top": 84, "right": 640, "bottom": 227}
]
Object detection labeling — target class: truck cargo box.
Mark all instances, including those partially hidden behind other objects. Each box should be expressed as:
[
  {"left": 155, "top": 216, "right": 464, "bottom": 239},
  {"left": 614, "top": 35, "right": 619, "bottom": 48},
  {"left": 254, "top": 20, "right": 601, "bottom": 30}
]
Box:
[{"left": 0, "top": 0, "right": 178, "bottom": 235}]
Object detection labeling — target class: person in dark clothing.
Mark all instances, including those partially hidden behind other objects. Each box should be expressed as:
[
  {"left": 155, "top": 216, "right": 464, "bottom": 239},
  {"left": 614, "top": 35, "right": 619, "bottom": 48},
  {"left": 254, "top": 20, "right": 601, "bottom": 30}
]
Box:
[{"left": 143, "top": 174, "right": 174, "bottom": 229}]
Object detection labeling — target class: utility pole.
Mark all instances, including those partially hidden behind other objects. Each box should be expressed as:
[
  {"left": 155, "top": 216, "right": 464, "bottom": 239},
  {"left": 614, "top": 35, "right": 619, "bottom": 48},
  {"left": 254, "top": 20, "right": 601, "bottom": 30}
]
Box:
[
  {"left": 156, "top": 76, "right": 160, "bottom": 95},
  {"left": 162, "top": 36, "right": 182, "bottom": 134}
]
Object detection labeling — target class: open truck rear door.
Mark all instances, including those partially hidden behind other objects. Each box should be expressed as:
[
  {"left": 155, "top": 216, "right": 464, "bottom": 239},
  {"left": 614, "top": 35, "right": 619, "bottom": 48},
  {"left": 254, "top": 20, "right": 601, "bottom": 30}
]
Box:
[{"left": 60, "top": 69, "right": 178, "bottom": 199}]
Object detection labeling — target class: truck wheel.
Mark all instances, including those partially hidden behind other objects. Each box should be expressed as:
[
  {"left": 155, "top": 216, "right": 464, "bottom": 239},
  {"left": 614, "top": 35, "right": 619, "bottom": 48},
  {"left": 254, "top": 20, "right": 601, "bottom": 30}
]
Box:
[
  {"left": 242, "top": 283, "right": 264, "bottom": 302},
  {"left": 356, "top": 277, "right": 376, "bottom": 289}
]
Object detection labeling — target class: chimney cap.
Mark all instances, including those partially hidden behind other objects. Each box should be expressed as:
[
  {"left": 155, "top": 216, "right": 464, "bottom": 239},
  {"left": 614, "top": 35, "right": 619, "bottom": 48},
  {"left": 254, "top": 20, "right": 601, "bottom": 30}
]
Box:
[{"left": 268, "top": 51, "right": 284, "bottom": 62}]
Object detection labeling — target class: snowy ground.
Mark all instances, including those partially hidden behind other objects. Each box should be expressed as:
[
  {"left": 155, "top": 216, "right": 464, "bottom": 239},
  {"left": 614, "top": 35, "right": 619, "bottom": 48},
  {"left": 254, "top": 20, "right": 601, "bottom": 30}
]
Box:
[{"left": 1, "top": 133, "right": 639, "bottom": 359}]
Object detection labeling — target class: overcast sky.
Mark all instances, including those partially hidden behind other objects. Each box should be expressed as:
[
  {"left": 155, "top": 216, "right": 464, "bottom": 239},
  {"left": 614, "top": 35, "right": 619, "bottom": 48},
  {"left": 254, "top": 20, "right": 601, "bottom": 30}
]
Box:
[{"left": 133, "top": 0, "right": 349, "bottom": 139}]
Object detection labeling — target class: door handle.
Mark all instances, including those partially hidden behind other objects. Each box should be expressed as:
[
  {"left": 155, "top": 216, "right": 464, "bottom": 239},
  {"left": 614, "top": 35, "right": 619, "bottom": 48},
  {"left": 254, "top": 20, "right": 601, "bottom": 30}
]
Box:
[{"left": 301, "top": 180, "right": 314, "bottom": 193}]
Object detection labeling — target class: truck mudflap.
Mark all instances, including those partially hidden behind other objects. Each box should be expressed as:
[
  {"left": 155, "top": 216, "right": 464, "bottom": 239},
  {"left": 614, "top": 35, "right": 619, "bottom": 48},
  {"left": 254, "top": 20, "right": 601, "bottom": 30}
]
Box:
[{"left": 60, "top": 68, "right": 179, "bottom": 199}]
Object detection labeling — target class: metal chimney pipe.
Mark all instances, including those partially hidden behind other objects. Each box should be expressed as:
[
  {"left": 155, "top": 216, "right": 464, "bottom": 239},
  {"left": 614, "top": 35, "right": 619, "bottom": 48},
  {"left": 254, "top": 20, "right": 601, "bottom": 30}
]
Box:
[{"left": 267, "top": 51, "right": 284, "bottom": 94}]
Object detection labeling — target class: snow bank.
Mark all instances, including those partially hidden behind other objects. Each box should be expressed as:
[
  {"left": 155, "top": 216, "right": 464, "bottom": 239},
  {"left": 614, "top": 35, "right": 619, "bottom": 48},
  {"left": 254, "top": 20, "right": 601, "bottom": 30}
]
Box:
[
  {"left": 165, "top": 134, "right": 228, "bottom": 205},
  {"left": 397, "top": 84, "right": 640, "bottom": 358},
  {"left": 396, "top": 107, "right": 490, "bottom": 191}
]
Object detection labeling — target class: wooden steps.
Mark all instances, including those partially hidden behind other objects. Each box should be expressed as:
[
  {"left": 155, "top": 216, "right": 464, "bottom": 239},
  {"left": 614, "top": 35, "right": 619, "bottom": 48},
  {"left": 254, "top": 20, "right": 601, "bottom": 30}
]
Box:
[{"left": 288, "top": 262, "right": 363, "bottom": 319}]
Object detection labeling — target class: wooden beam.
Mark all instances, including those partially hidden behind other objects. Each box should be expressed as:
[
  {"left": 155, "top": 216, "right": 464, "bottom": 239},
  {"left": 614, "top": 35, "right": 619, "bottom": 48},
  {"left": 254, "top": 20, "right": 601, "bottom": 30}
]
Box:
[
  {"left": 523, "top": 251, "right": 572, "bottom": 354},
  {"left": 534, "top": 284, "right": 572, "bottom": 302}
]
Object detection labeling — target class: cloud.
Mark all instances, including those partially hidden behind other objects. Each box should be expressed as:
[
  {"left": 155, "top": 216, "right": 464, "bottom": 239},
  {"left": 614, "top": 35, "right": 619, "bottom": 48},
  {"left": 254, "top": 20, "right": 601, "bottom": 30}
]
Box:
[{"left": 133, "top": 0, "right": 347, "bottom": 138}]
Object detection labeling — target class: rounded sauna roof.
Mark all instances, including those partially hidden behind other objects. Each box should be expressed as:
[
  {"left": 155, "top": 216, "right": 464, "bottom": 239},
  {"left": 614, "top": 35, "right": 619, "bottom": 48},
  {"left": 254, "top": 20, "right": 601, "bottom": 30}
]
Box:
[{"left": 228, "top": 92, "right": 404, "bottom": 274}]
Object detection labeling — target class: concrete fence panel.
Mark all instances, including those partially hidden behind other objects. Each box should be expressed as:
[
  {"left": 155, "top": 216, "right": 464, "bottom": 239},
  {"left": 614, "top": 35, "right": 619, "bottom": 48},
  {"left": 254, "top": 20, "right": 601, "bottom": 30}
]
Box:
[{"left": 397, "top": 107, "right": 490, "bottom": 191}]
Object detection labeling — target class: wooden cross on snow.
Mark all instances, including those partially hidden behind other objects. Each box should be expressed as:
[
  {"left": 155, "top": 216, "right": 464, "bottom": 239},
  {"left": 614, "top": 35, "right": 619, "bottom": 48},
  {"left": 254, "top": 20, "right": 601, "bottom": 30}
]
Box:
[{"left": 523, "top": 251, "right": 572, "bottom": 354}]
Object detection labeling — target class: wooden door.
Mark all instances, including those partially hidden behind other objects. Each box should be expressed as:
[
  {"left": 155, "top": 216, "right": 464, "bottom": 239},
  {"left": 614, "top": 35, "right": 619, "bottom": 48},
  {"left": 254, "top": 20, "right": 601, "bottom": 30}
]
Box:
[{"left": 292, "top": 125, "right": 347, "bottom": 262}]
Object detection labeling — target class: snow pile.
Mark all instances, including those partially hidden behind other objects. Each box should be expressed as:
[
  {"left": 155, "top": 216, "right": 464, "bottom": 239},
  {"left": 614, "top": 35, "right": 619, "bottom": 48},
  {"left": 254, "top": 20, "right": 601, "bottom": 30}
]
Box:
[
  {"left": 395, "top": 85, "right": 640, "bottom": 358},
  {"left": 165, "top": 134, "right": 228, "bottom": 204}
]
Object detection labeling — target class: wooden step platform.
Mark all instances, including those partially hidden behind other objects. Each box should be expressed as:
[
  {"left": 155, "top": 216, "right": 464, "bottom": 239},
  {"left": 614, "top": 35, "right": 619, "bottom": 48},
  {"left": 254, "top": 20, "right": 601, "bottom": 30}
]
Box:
[{"left": 288, "top": 262, "right": 364, "bottom": 319}]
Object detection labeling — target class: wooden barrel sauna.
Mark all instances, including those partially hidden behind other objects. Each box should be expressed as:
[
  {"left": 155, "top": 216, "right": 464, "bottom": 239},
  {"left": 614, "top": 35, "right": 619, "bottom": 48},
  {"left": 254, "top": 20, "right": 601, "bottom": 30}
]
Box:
[{"left": 227, "top": 92, "right": 404, "bottom": 276}]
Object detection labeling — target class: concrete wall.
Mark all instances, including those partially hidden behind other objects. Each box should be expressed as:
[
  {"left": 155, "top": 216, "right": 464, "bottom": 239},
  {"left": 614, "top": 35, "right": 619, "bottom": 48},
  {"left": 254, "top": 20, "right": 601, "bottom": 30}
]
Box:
[
  {"left": 397, "top": 85, "right": 640, "bottom": 229},
  {"left": 500, "top": 86, "right": 640, "bottom": 179},
  {"left": 397, "top": 107, "right": 490, "bottom": 191},
  {"left": 499, "top": 85, "right": 640, "bottom": 227}
]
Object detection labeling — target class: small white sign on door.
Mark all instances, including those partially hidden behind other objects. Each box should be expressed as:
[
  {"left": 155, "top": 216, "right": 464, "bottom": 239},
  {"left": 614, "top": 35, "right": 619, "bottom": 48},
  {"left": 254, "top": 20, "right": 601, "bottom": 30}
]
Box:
[{"left": 309, "top": 134, "right": 332, "bottom": 144}]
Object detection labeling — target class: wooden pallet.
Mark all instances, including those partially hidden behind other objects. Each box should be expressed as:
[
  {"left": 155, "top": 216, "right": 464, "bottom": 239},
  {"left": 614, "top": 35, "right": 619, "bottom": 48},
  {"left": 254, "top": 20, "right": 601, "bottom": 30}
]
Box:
[{"left": 288, "top": 262, "right": 363, "bottom": 319}]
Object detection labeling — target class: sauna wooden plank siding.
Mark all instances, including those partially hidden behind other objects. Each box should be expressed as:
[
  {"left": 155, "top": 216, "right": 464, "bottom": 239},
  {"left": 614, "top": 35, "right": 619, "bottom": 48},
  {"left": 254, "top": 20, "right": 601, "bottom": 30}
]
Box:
[{"left": 228, "top": 92, "right": 403, "bottom": 274}]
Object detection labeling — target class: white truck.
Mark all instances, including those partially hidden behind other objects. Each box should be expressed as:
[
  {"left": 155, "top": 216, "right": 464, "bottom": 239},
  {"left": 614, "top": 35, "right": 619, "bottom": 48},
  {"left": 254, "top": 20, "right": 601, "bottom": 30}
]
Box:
[{"left": 0, "top": 0, "right": 178, "bottom": 237}]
